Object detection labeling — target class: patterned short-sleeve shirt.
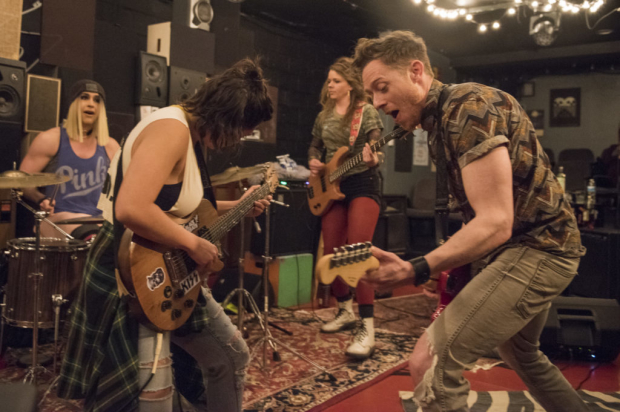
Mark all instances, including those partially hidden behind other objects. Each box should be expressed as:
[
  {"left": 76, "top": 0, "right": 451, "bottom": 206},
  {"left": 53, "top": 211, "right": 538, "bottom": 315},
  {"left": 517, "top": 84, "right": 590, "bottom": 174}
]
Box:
[
  {"left": 421, "top": 80, "right": 584, "bottom": 258},
  {"left": 311, "top": 103, "right": 383, "bottom": 177}
]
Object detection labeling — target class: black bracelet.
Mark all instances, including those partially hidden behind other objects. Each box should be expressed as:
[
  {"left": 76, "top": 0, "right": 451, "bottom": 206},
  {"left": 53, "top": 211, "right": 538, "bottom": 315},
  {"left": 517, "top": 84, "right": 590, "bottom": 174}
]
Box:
[{"left": 409, "top": 256, "right": 431, "bottom": 286}]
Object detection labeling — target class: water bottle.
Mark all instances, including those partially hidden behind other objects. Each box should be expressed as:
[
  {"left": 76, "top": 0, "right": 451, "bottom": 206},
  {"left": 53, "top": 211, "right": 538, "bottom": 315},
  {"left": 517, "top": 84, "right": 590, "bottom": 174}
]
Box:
[
  {"left": 557, "top": 166, "right": 566, "bottom": 192},
  {"left": 586, "top": 179, "right": 596, "bottom": 210}
]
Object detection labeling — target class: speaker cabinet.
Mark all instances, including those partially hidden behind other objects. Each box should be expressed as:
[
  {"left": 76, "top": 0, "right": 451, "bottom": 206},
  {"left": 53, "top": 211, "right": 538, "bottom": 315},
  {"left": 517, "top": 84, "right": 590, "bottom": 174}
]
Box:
[
  {"left": 373, "top": 195, "right": 410, "bottom": 256},
  {"left": 0, "top": 58, "right": 25, "bottom": 172},
  {"left": 135, "top": 52, "right": 168, "bottom": 107},
  {"left": 570, "top": 228, "right": 620, "bottom": 300},
  {"left": 25, "top": 75, "right": 61, "bottom": 133},
  {"left": 0, "top": 58, "right": 25, "bottom": 125},
  {"left": 173, "top": 0, "right": 214, "bottom": 31},
  {"left": 251, "top": 186, "right": 320, "bottom": 257},
  {"left": 540, "top": 296, "right": 620, "bottom": 362},
  {"left": 168, "top": 67, "right": 206, "bottom": 105},
  {"left": 41, "top": 0, "right": 95, "bottom": 72},
  {"left": 147, "top": 22, "right": 215, "bottom": 75}
]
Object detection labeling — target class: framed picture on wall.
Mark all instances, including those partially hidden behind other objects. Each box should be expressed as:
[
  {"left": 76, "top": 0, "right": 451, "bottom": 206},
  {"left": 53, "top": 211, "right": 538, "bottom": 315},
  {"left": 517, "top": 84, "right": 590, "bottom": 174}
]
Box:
[
  {"left": 550, "top": 88, "right": 580, "bottom": 127},
  {"left": 526, "top": 109, "right": 544, "bottom": 137}
]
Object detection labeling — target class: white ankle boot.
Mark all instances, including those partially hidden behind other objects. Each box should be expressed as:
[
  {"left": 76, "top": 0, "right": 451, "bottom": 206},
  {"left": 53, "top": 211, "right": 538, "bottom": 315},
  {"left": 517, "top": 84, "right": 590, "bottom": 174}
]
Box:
[
  {"left": 345, "top": 317, "right": 375, "bottom": 359},
  {"left": 320, "top": 299, "right": 356, "bottom": 333}
]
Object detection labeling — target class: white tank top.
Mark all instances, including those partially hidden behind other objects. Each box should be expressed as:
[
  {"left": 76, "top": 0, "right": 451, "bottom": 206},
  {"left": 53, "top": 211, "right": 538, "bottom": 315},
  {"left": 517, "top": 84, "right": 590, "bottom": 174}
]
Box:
[{"left": 98, "top": 106, "right": 203, "bottom": 223}]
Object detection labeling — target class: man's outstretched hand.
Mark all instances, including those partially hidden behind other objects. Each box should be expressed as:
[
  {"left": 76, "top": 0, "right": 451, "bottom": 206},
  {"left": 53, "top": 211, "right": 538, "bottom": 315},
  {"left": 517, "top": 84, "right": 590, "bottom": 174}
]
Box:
[{"left": 363, "top": 247, "right": 414, "bottom": 293}]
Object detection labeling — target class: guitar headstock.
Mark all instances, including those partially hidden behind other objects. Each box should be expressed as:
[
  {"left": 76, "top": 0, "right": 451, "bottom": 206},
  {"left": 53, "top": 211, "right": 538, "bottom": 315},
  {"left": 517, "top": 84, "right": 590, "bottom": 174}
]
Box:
[
  {"left": 315, "top": 242, "right": 379, "bottom": 288},
  {"left": 263, "top": 163, "right": 279, "bottom": 194}
]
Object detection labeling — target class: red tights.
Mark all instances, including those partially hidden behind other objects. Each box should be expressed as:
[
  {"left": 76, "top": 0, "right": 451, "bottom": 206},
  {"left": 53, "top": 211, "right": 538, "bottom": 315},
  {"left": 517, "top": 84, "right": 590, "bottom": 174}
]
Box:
[{"left": 321, "top": 197, "right": 380, "bottom": 305}]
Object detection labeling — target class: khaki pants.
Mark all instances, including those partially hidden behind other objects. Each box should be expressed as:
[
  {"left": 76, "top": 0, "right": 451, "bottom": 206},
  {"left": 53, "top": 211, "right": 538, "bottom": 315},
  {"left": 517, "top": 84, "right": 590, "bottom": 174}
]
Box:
[{"left": 415, "top": 245, "right": 590, "bottom": 412}]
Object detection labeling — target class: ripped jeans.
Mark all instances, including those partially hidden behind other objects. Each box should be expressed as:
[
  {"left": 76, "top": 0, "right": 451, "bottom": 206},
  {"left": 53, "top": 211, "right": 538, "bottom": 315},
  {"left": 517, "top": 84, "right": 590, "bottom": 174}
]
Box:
[
  {"left": 138, "top": 288, "right": 249, "bottom": 412},
  {"left": 414, "top": 245, "right": 590, "bottom": 412}
]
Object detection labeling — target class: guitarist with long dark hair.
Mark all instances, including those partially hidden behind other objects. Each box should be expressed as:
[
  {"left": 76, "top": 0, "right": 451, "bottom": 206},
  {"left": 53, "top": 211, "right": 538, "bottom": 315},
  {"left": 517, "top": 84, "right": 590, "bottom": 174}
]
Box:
[
  {"left": 57, "top": 59, "right": 273, "bottom": 412},
  {"left": 308, "top": 57, "right": 384, "bottom": 359},
  {"left": 355, "top": 32, "right": 588, "bottom": 412}
]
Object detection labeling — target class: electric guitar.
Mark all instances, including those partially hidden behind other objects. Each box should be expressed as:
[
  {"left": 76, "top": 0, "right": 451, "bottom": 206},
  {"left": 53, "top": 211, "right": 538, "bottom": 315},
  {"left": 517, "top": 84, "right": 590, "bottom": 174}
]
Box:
[
  {"left": 315, "top": 242, "right": 378, "bottom": 288},
  {"left": 307, "top": 128, "right": 411, "bottom": 216},
  {"left": 118, "top": 165, "right": 279, "bottom": 332}
]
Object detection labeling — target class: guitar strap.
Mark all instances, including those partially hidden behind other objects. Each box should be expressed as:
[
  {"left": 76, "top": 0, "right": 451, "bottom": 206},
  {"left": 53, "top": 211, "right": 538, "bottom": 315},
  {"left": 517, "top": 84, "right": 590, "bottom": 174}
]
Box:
[
  {"left": 434, "top": 85, "right": 453, "bottom": 247},
  {"left": 348, "top": 101, "right": 366, "bottom": 148},
  {"left": 111, "top": 137, "right": 131, "bottom": 297}
]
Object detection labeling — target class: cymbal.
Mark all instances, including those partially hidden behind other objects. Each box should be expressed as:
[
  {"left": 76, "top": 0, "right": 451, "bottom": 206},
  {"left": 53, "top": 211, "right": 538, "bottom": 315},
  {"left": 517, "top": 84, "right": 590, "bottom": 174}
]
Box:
[
  {"left": 0, "top": 170, "right": 71, "bottom": 188},
  {"left": 54, "top": 216, "right": 104, "bottom": 225},
  {"left": 211, "top": 164, "right": 267, "bottom": 187}
]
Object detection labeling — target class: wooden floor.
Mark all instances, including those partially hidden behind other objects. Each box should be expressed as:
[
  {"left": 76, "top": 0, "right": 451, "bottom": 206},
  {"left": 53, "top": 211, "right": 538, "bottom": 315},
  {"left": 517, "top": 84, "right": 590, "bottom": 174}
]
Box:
[{"left": 311, "top": 285, "right": 620, "bottom": 412}]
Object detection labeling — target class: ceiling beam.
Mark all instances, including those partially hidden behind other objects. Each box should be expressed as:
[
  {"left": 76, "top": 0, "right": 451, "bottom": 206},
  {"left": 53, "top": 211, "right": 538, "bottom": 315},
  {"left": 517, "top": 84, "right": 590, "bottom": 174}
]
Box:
[{"left": 451, "top": 41, "right": 620, "bottom": 68}]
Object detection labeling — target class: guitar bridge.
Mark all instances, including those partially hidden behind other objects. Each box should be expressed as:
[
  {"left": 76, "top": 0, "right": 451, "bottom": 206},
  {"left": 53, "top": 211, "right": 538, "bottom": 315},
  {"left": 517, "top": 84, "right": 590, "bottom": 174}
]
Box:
[{"left": 164, "top": 250, "right": 194, "bottom": 285}]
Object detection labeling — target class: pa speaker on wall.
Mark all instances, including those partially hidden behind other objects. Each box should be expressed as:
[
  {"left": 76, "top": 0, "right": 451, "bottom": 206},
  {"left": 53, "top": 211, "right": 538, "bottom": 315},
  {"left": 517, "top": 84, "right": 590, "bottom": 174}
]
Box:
[
  {"left": 25, "top": 75, "right": 61, "bottom": 133},
  {"left": 147, "top": 22, "right": 215, "bottom": 75},
  {"left": 136, "top": 52, "right": 168, "bottom": 107},
  {"left": 0, "top": 58, "right": 26, "bottom": 125},
  {"left": 168, "top": 67, "right": 206, "bottom": 105},
  {"left": 173, "top": 0, "right": 214, "bottom": 31}
]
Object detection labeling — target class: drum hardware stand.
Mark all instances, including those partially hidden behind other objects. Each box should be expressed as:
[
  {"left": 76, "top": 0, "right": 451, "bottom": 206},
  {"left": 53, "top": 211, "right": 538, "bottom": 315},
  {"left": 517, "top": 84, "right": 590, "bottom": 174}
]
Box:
[
  {"left": 248, "top": 202, "right": 336, "bottom": 381},
  {"left": 51, "top": 294, "right": 67, "bottom": 373}
]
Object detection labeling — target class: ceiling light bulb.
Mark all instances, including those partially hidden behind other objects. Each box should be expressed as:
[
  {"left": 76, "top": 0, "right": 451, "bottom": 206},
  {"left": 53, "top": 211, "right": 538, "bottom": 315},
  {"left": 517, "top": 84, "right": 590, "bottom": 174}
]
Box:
[
  {"left": 413, "top": 0, "right": 422, "bottom": 3},
  {"left": 543, "top": 4, "right": 552, "bottom": 11},
  {"left": 434, "top": 8, "right": 442, "bottom": 15},
  {"left": 508, "top": 7, "right": 516, "bottom": 14},
  {"left": 571, "top": 6, "right": 579, "bottom": 12},
  {"left": 427, "top": 0, "right": 436, "bottom": 4},
  {"left": 492, "top": 21, "right": 501, "bottom": 29},
  {"left": 459, "top": 8, "right": 466, "bottom": 15},
  {"left": 532, "top": 1, "right": 539, "bottom": 7},
  {"left": 479, "top": 24, "right": 487, "bottom": 32},
  {"left": 428, "top": 4, "right": 435, "bottom": 11},
  {"left": 466, "top": 13, "right": 473, "bottom": 20}
]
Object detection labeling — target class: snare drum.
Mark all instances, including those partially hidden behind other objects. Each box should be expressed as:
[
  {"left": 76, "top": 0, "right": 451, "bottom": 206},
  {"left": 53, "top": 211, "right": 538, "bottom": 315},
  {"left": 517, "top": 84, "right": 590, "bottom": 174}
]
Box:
[{"left": 4, "top": 237, "right": 90, "bottom": 328}]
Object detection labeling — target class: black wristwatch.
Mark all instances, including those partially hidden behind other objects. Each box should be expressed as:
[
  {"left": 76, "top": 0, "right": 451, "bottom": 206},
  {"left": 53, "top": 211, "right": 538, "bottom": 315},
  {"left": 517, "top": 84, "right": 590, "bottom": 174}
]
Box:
[{"left": 409, "top": 256, "right": 431, "bottom": 286}]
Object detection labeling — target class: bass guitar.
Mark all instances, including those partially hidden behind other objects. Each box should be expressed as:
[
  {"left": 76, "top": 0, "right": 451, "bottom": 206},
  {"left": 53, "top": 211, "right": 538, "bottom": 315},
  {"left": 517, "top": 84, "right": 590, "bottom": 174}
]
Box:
[
  {"left": 315, "top": 242, "right": 378, "bottom": 288},
  {"left": 307, "top": 128, "right": 410, "bottom": 216},
  {"left": 118, "top": 165, "right": 279, "bottom": 332}
]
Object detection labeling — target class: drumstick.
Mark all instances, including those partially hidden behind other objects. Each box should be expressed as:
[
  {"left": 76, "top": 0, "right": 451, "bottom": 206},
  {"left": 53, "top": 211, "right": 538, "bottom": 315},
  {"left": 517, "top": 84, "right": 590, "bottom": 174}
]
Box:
[{"left": 49, "top": 183, "right": 60, "bottom": 205}]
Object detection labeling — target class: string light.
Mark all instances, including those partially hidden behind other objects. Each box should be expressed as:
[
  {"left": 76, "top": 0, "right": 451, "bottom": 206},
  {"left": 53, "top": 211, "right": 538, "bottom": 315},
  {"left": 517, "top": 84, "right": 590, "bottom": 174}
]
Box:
[{"left": 409, "top": 0, "right": 608, "bottom": 35}]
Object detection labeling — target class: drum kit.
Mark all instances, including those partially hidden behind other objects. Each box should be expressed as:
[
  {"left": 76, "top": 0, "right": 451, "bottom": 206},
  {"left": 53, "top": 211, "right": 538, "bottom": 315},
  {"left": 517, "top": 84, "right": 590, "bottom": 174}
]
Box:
[{"left": 0, "top": 170, "right": 102, "bottom": 384}]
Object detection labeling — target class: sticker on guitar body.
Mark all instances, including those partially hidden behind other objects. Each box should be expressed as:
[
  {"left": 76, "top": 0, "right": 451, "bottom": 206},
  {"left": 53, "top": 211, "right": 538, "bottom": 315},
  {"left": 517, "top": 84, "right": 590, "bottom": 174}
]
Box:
[
  {"left": 179, "top": 271, "right": 201, "bottom": 294},
  {"left": 146, "top": 268, "right": 166, "bottom": 291}
]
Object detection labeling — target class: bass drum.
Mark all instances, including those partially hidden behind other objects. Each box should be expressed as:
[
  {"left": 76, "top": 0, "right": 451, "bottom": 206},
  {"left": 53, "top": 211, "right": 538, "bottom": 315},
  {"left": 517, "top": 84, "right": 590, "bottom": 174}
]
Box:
[{"left": 4, "top": 237, "right": 90, "bottom": 328}]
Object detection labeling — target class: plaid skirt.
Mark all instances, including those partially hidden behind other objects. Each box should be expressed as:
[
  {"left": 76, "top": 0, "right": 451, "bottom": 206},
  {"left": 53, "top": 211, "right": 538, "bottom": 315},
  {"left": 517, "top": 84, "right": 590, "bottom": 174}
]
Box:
[{"left": 57, "top": 222, "right": 208, "bottom": 411}]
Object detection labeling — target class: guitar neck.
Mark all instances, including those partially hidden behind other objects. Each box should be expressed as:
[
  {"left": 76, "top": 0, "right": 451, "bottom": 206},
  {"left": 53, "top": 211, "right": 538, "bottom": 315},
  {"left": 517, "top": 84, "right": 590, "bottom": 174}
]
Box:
[
  {"left": 201, "top": 182, "right": 271, "bottom": 243},
  {"left": 329, "top": 127, "right": 409, "bottom": 182}
]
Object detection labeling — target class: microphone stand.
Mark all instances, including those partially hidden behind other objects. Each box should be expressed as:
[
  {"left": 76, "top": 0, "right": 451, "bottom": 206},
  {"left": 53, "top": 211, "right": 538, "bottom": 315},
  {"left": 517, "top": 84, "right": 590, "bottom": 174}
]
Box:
[{"left": 247, "top": 201, "right": 335, "bottom": 380}]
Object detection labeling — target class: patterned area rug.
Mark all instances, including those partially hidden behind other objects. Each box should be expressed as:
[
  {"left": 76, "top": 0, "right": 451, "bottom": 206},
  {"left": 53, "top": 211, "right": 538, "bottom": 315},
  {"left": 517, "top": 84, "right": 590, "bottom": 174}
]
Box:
[
  {"left": 400, "top": 390, "right": 620, "bottom": 411},
  {"left": 0, "top": 294, "right": 438, "bottom": 411},
  {"left": 241, "top": 294, "right": 437, "bottom": 411}
]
